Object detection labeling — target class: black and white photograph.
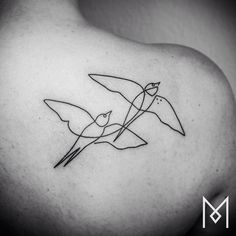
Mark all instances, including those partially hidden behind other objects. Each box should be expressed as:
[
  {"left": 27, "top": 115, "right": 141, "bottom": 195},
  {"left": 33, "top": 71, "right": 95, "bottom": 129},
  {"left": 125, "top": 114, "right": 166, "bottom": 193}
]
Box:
[{"left": 0, "top": 0, "right": 235, "bottom": 235}]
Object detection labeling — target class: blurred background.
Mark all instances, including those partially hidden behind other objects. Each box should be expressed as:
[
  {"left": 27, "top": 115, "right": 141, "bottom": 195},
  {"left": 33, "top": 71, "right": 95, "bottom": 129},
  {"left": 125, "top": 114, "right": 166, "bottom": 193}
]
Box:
[{"left": 79, "top": 0, "right": 236, "bottom": 97}]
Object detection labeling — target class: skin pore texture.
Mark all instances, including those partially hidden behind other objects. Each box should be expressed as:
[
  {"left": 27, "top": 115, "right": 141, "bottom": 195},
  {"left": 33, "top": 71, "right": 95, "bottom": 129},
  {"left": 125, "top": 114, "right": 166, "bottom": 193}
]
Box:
[{"left": 0, "top": 0, "right": 236, "bottom": 235}]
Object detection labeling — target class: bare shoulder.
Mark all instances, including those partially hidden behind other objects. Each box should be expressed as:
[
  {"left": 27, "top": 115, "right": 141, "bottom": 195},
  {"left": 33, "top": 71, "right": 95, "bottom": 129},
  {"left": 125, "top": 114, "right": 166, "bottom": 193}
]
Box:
[
  {"left": 152, "top": 43, "right": 236, "bottom": 141},
  {"left": 153, "top": 44, "right": 236, "bottom": 233},
  {"left": 160, "top": 44, "right": 236, "bottom": 177}
]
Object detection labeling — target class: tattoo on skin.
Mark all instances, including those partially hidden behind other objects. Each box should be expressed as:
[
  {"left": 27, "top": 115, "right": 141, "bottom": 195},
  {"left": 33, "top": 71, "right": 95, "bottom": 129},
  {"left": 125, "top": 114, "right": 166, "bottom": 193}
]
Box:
[{"left": 44, "top": 74, "right": 185, "bottom": 168}]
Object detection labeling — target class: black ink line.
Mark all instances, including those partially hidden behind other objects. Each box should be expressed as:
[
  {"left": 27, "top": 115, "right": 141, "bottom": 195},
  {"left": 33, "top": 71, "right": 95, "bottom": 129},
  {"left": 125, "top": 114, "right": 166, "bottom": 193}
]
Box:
[
  {"left": 45, "top": 73, "right": 185, "bottom": 168},
  {"left": 95, "top": 122, "right": 148, "bottom": 150},
  {"left": 89, "top": 74, "right": 143, "bottom": 110},
  {"left": 115, "top": 95, "right": 156, "bottom": 141},
  {"left": 115, "top": 89, "right": 146, "bottom": 140},
  {"left": 148, "top": 95, "right": 185, "bottom": 136},
  {"left": 44, "top": 99, "right": 95, "bottom": 137},
  {"left": 54, "top": 121, "right": 95, "bottom": 168},
  {"left": 63, "top": 128, "right": 106, "bottom": 167},
  {"left": 95, "top": 132, "right": 147, "bottom": 150},
  {"left": 54, "top": 137, "right": 80, "bottom": 168},
  {"left": 90, "top": 74, "right": 185, "bottom": 137},
  {"left": 44, "top": 98, "right": 147, "bottom": 167}
]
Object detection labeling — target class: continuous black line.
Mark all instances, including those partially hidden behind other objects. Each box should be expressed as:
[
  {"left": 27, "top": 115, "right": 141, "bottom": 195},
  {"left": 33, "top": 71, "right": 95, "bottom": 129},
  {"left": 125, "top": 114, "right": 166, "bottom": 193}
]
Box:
[
  {"left": 63, "top": 128, "right": 105, "bottom": 167},
  {"left": 45, "top": 98, "right": 146, "bottom": 167},
  {"left": 45, "top": 73, "right": 185, "bottom": 168},
  {"left": 44, "top": 98, "right": 145, "bottom": 140},
  {"left": 89, "top": 74, "right": 142, "bottom": 110},
  {"left": 44, "top": 99, "right": 95, "bottom": 121},
  {"left": 114, "top": 85, "right": 159, "bottom": 141},
  {"left": 63, "top": 148, "right": 81, "bottom": 167},
  {"left": 95, "top": 140, "right": 147, "bottom": 150},
  {"left": 44, "top": 99, "right": 120, "bottom": 139},
  {"left": 89, "top": 74, "right": 185, "bottom": 137},
  {"left": 54, "top": 138, "right": 80, "bottom": 168},
  {"left": 63, "top": 122, "right": 148, "bottom": 166},
  {"left": 115, "top": 96, "right": 156, "bottom": 141},
  {"left": 119, "top": 96, "right": 185, "bottom": 137},
  {"left": 44, "top": 99, "right": 95, "bottom": 137},
  {"left": 54, "top": 121, "right": 95, "bottom": 167},
  {"left": 95, "top": 123, "right": 148, "bottom": 150},
  {"left": 54, "top": 148, "right": 79, "bottom": 168},
  {"left": 148, "top": 95, "right": 185, "bottom": 136},
  {"left": 115, "top": 89, "right": 146, "bottom": 140}
]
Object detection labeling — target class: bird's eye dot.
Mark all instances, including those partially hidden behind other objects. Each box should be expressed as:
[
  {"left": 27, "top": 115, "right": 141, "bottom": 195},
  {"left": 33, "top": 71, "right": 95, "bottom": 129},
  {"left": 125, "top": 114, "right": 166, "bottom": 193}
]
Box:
[
  {"left": 103, "top": 114, "right": 106, "bottom": 118},
  {"left": 152, "top": 83, "right": 155, "bottom": 87}
]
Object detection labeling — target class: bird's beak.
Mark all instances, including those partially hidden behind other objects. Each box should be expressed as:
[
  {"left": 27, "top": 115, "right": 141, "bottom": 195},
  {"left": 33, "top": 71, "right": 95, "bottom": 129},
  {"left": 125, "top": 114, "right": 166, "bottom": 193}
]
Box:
[
  {"left": 106, "top": 110, "right": 112, "bottom": 116},
  {"left": 155, "top": 82, "right": 161, "bottom": 86}
]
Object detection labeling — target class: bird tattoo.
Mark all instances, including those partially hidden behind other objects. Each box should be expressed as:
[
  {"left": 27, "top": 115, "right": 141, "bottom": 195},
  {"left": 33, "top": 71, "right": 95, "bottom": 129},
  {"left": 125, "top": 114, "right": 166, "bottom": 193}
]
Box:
[
  {"left": 89, "top": 74, "right": 185, "bottom": 140},
  {"left": 44, "top": 99, "right": 147, "bottom": 167},
  {"left": 44, "top": 74, "right": 185, "bottom": 168}
]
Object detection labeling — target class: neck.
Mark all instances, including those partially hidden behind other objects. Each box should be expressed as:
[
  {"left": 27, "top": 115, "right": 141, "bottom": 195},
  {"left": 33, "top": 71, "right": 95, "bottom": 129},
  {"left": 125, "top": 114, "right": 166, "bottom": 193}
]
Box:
[
  {"left": 145, "top": 91, "right": 156, "bottom": 97},
  {"left": 0, "top": 0, "right": 87, "bottom": 27}
]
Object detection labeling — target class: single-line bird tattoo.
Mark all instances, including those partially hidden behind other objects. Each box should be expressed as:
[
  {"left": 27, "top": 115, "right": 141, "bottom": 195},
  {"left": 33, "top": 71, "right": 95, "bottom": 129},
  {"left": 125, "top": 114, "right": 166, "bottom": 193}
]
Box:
[
  {"left": 89, "top": 74, "right": 185, "bottom": 140},
  {"left": 44, "top": 99, "right": 147, "bottom": 167},
  {"left": 44, "top": 74, "right": 185, "bottom": 168}
]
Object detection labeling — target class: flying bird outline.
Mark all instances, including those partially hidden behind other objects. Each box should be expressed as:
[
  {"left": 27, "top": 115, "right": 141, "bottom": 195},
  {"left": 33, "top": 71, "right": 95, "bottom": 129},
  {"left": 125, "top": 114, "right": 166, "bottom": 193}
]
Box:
[
  {"left": 44, "top": 73, "right": 185, "bottom": 168},
  {"left": 44, "top": 99, "right": 147, "bottom": 167},
  {"left": 89, "top": 74, "right": 185, "bottom": 139}
]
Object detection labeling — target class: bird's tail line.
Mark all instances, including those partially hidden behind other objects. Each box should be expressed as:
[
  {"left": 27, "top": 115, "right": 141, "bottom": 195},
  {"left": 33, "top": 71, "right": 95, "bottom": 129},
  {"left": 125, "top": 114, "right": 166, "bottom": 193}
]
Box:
[
  {"left": 54, "top": 148, "right": 80, "bottom": 168},
  {"left": 63, "top": 148, "right": 81, "bottom": 167}
]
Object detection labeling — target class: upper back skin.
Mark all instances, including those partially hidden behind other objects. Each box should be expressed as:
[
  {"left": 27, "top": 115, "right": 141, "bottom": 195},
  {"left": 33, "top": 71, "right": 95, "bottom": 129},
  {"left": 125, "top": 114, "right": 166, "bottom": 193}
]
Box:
[{"left": 0, "top": 4, "right": 236, "bottom": 236}]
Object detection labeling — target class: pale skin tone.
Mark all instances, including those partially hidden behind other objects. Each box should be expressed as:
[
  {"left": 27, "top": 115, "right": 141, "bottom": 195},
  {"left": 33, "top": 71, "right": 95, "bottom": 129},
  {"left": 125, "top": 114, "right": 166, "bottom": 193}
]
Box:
[{"left": 0, "top": 0, "right": 236, "bottom": 235}]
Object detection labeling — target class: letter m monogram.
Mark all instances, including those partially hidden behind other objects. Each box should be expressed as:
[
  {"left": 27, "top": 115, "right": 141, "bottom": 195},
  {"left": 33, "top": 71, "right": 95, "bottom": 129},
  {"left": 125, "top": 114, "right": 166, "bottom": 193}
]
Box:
[{"left": 202, "top": 196, "right": 229, "bottom": 228}]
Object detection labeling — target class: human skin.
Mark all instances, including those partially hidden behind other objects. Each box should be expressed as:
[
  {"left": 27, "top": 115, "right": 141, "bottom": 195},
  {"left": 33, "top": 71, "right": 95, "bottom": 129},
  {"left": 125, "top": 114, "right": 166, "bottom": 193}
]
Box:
[{"left": 0, "top": 0, "right": 235, "bottom": 235}]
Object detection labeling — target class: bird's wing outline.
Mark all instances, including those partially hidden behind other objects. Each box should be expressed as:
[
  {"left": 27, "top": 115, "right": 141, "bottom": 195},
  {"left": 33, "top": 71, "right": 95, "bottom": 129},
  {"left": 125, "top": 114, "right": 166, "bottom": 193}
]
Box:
[
  {"left": 89, "top": 74, "right": 144, "bottom": 105},
  {"left": 44, "top": 99, "right": 95, "bottom": 136},
  {"left": 95, "top": 123, "right": 147, "bottom": 149},
  {"left": 147, "top": 95, "right": 185, "bottom": 136}
]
